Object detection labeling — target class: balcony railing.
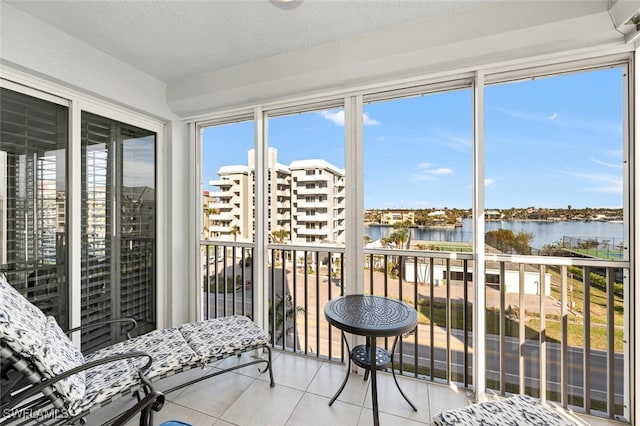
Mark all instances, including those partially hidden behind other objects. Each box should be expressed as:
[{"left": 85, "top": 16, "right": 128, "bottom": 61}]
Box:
[{"left": 199, "top": 240, "right": 628, "bottom": 422}]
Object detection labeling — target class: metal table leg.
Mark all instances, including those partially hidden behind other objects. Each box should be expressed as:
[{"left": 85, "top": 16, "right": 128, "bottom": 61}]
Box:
[
  {"left": 328, "top": 332, "right": 352, "bottom": 406},
  {"left": 390, "top": 335, "right": 417, "bottom": 411},
  {"left": 370, "top": 336, "right": 380, "bottom": 426}
]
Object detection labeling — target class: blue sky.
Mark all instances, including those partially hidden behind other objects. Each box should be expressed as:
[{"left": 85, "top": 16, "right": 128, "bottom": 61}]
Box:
[{"left": 203, "top": 67, "right": 623, "bottom": 210}]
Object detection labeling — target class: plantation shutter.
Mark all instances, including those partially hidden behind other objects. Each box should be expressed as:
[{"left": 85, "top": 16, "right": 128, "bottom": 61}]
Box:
[
  {"left": 80, "top": 112, "right": 156, "bottom": 353},
  {"left": 0, "top": 87, "right": 69, "bottom": 328}
]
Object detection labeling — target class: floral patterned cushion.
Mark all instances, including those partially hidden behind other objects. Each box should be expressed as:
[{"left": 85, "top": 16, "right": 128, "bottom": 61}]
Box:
[
  {"left": 32, "top": 317, "right": 86, "bottom": 406},
  {"left": 0, "top": 273, "right": 47, "bottom": 357},
  {"left": 178, "top": 315, "right": 270, "bottom": 361},
  {"left": 432, "top": 395, "right": 577, "bottom": 426},
  {"left": 86, "top": 327, "right": 201, "bottom": 381}
]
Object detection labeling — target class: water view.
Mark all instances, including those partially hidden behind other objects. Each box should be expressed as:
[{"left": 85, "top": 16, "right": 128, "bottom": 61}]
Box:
[{"left": 365, "top": 218, "right": 624, "bottom": 251}]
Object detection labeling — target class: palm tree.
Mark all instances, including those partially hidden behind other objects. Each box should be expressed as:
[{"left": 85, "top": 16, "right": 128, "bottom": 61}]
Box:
[
  {"left": 270, "top": 229, "right": 289, "bottom": 262},
  {"left": 270, "top": 228, "right": 289, "bottom": 243},
  {"left": 230, "top": 224, "right": 240, "bottom": 241},
  {"left": 269, "top": 294, "right": 305, "bottom": 346}
]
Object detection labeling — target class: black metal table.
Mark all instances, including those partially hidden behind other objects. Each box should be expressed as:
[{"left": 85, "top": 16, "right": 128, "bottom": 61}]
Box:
[{"left": 324, "top": 294, "right": 418, "bottom": 426}]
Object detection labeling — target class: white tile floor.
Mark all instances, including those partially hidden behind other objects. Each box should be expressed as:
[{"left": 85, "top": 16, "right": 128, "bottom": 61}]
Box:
[{"left": 88, "top": 351, "right": 624, "bottom": 426}]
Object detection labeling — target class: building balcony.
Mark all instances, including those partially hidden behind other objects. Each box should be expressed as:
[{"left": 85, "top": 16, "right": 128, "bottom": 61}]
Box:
[
  {"left": 296, "top": 228, "right": 328, "bottom": 236},
  {"left": 208, "top": 191, "right": 232, "bottom": 198},
  {"left": 87, "top": 351, "right": 510, "bottom": 426},
  {"left": 210, "top": 212, "right": 232, "bottom": 221},
  {"left": 195, "top": 241, "right": 628, "bottom": 425},
  {"left": 208, "top": 202, "right": 230, "bottom": 210},
  {"left": 209, "top": 179, "right": 233, "bottom": 187},
  {"left": 296, "top": 175, "right": 329, "bottom": 183},
  {"left": 296, "top": 214, "right": 328, "bottom": 222},
  {"left": 297, "top": 201, "right": 326, "bottom": 209},
  {"left": 296, "top": 187, "right": 328, "bottom": 195}
]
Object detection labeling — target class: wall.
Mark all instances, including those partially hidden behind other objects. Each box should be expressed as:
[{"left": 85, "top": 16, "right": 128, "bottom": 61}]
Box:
[
  {"left": 166, "top": 1, "right": 628, "bottom": 118},
  {"left": 0, "top": 3, "right": 192, "bottom": 327}
]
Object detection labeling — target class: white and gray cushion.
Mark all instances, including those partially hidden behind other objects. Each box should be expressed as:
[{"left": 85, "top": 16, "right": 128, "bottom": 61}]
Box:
[
  {"left": 178, "top": 315, "right": 270, "bottom": 361},
  {"left": 0, "top": 273, "right": 48, "bottom": 357},
  {"left": 33, "top": 317, "right": 87, "bottom": 406},
  {"left": 87, "top": 327, "right": 201, "bottom": 381},
  {"left": 432, "top": 395, "right": 577, "bottom": 426},
  {"left": 70, "top": 358, "right": 142, "bottom": 417}
]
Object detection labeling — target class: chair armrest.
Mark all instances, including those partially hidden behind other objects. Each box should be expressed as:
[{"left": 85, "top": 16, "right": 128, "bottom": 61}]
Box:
[
  {"left": 106, "top": 390, "right": 165, "bottom": 426},
  {"left": 6, "top": 351, "right": 153, "bottom": 407},
  {"left": 66, "top": 318, "right": 138, "bottom": 339}
]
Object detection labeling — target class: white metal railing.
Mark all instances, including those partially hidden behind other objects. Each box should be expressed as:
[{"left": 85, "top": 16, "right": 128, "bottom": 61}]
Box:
[{"left": 199, "top": 240, "right": 628, "bottom": 422}]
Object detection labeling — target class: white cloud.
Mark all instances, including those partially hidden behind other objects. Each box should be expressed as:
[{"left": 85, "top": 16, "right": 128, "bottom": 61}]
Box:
[
  {"left": 590, "top": 158, "right": 622, "bottom": 169},
  {"left": 363, "top": 113, "right": 380, "bottom": 126},
  {"left": 320, "top": 110, "right": 345, "bottom": 126},
  {"left": 485, "top": 178, "right": 496, "bottom": 187},
  {"left": 413, "top": 164, "right": 454, "bottom": 181},
  {"left": 554, "top": 169, "right": 622, "bottom": 194},
  {"left": 425, "top": 167, "right": 454, "bottom": 175},
  {"left": 548, "top": 112, "right": 558, "bottom": 121},
  {"left": 319, "top": 110, "right": 379, "bottom": 126}
]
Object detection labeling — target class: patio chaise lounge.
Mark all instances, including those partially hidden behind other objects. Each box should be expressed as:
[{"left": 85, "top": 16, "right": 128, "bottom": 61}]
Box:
[
  {"left": 0, "top": 273, "right": 274, "bottom": 425},
  {"left": 432, "top": 394, "right": 579, "bottom": 426}
]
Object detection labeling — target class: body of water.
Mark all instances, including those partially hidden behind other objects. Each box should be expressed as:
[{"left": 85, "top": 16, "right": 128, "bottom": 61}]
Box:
[{"left": 365, "top": 218, "right": 624, "bottom": 250}]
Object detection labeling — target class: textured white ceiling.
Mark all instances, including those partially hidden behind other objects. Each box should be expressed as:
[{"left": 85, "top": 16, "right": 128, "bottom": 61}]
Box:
[{"left": 6, "top": 0, "right": 488, "bottom": 83}]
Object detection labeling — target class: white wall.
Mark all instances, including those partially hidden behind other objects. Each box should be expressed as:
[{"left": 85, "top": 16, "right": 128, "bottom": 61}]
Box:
[
  {"left": 0, "top": 3, "right": 192, "bottom": 327},
  {"left": 166, "top": 1, "right": 627, "bottom": 117}
]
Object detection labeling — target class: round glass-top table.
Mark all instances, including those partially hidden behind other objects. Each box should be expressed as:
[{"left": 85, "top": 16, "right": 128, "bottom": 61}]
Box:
[{"left": 324, "top": 295, "right": 418, "bottom": 426}]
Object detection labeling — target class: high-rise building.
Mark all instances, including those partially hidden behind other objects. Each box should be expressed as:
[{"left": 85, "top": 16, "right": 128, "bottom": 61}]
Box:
[{"left": 207, "top": 148, "right": 345, "bottom": 245}]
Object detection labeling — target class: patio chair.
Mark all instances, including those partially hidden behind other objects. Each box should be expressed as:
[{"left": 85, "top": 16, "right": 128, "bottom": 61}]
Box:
[{"left": 0, "top": 273, "right": 274, "bottom": 425}]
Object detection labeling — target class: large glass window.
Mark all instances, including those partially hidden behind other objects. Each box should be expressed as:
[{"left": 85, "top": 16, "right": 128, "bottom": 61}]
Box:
[
  {"left": 363, "top": 89, "right": 473, "bottom": 252},
  {"left": 267, "top": 109, "right": 345, "bottom": 246},
  {"left": 201, "top": 120, "right": 255, "bottom": 320},
  {"left": 0, "top": 88, "right": 69, "bottom": 328},
  {"left": 484, "top": 67, "right": 625, "bottom": 414},
  {"left": 484, "top": 68, "right": 624, "bottom": 257},
  {"left": 267, "top": 107, "right": 345, "bottom": 353},
  {"left": 363, "top": 87, "right": 473, "bottom": 381}
]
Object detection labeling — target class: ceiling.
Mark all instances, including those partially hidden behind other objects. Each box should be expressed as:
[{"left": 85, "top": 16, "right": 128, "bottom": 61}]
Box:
[{"left": 6, "top": 0, "right": 490, "bottom": 84}]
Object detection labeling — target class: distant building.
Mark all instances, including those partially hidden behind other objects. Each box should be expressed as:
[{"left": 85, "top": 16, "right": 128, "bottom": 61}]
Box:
[
  {"left": 486, "top": 210, "right": 503, "bottom": 221},
  {"left": 380, "top": 210, "right": 414, "bottom": 225},
  {"left": 207, "top": 148, "right": 345, "bottom": 245}
]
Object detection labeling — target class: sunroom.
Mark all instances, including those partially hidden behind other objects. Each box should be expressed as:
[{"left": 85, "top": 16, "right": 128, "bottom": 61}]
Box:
[{"left": 1, "top": 1, "right": 639, "bottom": 425}]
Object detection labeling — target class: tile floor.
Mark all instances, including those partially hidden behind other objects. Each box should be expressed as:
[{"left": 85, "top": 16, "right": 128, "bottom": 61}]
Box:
[{"left": 88, "top": 351, "right": 623, "bottom": 426}]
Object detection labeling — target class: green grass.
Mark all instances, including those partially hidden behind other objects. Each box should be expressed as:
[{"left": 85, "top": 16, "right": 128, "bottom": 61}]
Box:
[{"left": 416, "top": 299, "right": 623, "bottom": 352}]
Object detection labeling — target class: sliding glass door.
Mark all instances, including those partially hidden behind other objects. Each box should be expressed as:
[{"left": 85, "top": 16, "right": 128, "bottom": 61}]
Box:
[
  {"left": 0, "top": 87, "right": 69, "bottom": 328},
  {"left": 81, "top": 112, "right": 156, "bottom": 352}
]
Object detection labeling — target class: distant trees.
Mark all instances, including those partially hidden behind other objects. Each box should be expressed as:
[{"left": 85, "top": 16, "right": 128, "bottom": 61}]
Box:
[{"left": 485, "top": 228, "right": 534, "bottom": 254}]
